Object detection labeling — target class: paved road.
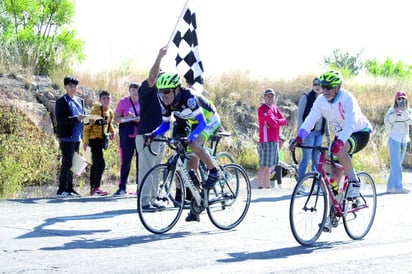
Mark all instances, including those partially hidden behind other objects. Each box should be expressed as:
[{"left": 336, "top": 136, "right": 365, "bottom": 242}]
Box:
[{"left": 1, "top": 176, "right": 412, "bottom": 273}]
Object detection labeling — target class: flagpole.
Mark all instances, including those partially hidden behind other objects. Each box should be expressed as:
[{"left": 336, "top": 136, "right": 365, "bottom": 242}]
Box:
[{"left": 166, "top": 0, "right": 191, "bottom": 49}]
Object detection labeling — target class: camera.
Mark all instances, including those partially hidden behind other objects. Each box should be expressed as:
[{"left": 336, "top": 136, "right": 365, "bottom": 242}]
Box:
[
  {"left": 103, "top": 132, "right": 110, "bottom": 150},
  {"left": 399, "top": 100, "right": 406, "bottom": 107}
]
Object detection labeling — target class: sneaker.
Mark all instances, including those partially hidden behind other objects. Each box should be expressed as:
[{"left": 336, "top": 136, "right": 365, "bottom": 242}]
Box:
[
  {"left": 90, "top": 187, "right": 108, "bottom": 196},
  {"left": 386, "top": 188, "right": 395, "bottom": 194},
  {"left": 203, "top": 171, "right": 220, "bottom": 189},
  {"left": 68, "top": 189, "right": 80, "bottom": 197},
  {"left": 56, "top": 191, "right": 72, "bottom": 197},
  {"left": 141, "top": 204, "right": 157, "bottom": 212},
  {"left": 185, "top": 211, "right": 200, "bottom": 222},
  {"left": 346, "top": 181, "right": 360, "bottom": 200},
  {"left": 152, "top": 201, "right": 166, "bottom": 210},
  {"left": 393, "top": 188, "right": 410, "bottom": 194},
  {"left": 113, "top": 189, "right": 127, "bottom": 196},
  {"left": 322, "top": 217, "right": 332, "bottom": 233}
]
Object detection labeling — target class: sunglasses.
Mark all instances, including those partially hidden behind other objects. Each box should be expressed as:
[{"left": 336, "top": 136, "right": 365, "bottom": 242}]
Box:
[
  {"left": 313, "top": 83, "right": 320, "bottom": 86},
  {"left": 159, "top": 89, "right": 173, "bottom": 94},
  {"left": 398, "top": 98, "right": 406, "bottom": 101},
  {"left": 321, "top": 85, "right": 334, "bottom": 90}
]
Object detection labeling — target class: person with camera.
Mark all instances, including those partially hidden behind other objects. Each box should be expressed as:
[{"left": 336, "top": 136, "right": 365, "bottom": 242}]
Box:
[
  {"left": 55, "top": 76, "right": 85, "bottom": 197},
  {"left": 384, "top": 90, "right": 412, "bottom": 194},
  {"left": 83, "top": 90, "right": 115, "bottom": 196}
]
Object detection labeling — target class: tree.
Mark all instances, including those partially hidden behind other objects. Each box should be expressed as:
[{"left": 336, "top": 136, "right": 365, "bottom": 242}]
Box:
[
  {"left": 364, "top": 57, "right": 412, "bottom": 79},
  {"left": 323, "top": 48, "right": 364, "bottom": 77},
  {"left": 0, "top": 0, "right": 84, "bottom": 75}
]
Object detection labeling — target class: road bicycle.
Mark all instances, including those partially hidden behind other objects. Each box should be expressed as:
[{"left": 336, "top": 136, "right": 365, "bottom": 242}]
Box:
[
  {"left": 137, "top": 136, "right": 251, "bottom": 234},
  {"left": 289, "top": 144, "right": 377, "bottom": 246}
]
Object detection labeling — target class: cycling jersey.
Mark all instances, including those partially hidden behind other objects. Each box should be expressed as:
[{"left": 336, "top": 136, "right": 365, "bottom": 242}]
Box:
[
  {"left": 300, "top": 88, "right": 372, "bottom": 143},
  {"left": 153, "top": 88, "right": 220, "bottom": 142}
]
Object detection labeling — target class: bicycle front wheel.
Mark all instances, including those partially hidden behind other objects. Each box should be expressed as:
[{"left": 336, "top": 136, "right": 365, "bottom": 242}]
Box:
[
  {"left": 289, "top": 172, "right": 328, "bottom": 246},
  {"left": 207, "top": 163, "right": 251, "bottom": 230},
  {"left": 343, "top": 171, "right": 377, "bottom": 240},
  {"left": 137, "top": 164, "right": 184, "bottom": 234}
]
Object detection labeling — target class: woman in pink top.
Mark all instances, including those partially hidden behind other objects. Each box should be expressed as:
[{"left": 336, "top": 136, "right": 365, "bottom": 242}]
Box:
[
  {"left": 113, "top": 82, "right": 141, "bottom": 196},
  {"left": 257, "top": 89, "right": 287, "bottom": 188}
]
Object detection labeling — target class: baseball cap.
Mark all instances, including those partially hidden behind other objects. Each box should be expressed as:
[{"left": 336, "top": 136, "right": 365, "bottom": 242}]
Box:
[
  {"left": 264, "top": 88, "right": 276, "bottom": 96},
  {"left": 396, "top": 91, "right": 407, "bottom": 99}
]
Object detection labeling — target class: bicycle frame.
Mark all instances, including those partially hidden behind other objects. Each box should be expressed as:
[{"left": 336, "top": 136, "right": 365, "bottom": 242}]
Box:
[
  {"left": 152, "top": 137, "right": 230, "bottom": 210},
  {"left": 316, "top": 151, "right": 369, "bottom": 217},
  {"left": 174, "top": 152, "right": 208, "bottom": 207},
  {"left": 151, "top": 136, "right": 244, "bottom": 208}
]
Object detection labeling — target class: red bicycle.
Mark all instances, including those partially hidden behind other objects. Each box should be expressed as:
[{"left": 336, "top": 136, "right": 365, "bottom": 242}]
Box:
[{"left": 289, "top": 144, "right": 377, "bottom": 246}]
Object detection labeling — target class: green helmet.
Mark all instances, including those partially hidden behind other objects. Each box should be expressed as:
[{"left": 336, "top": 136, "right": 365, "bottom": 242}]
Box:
[
  {"left": 319, "top": 70, "right": 342, "bottom": 87},
  {"left": 156, "top": 73, "right": 181, "bottom": 89}
]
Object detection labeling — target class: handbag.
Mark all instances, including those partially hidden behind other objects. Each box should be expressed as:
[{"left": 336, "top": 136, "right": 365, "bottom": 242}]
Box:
[
  {"left": 101, "top": 106, "right": 110, "bottom": 150},
  {"left": 128, "top": 96, "right": 139, "bottom": 138}
]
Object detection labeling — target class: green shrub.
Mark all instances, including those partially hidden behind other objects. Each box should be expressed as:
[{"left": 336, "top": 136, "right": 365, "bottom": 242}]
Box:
[{"left": 0, "top": 106, "right": 59, "bottom": 198}]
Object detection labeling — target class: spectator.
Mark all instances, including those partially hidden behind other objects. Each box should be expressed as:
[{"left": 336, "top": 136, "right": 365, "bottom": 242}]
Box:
[
  {"left": 83, "top": 91, "right": 115, "bottom": 196},
  {"left": 384, "top": 90, "right": 412, "bottom": 194},
  {"left": 135, "top": 47, "right": 167, "bottom": 210},
  {"left": 113, "top": 82, "right": 141, "bottom": 196},
  {"left": 296, "top": 77, "right": 330, "bottom": 181},
  {"left": 55, "top": 76, "right": 85, "bottom": 197},
  {"left": 257, "top": 89, "right": 287, "bottom": 189}
]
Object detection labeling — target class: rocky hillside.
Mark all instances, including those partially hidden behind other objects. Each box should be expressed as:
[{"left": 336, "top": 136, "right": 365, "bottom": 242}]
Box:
[
  {"left": 0, "top": 73, "right": 98, "bottom": 137},
  {"left": 0, "top": 73, "right": 298, "bottom": 146}
]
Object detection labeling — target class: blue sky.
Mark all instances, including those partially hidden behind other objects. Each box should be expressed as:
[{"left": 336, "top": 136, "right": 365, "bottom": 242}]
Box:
[{"left": 74, "top": 0, "right": 412, "bottom": 79}]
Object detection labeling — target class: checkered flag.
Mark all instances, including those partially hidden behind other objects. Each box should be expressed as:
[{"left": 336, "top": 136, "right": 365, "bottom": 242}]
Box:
[{"left": 171, "top": 0, "right": 204, "bottom": 90}]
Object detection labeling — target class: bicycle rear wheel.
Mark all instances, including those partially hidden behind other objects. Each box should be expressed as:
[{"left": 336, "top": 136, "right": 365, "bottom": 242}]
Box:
[
  {"left": 137, "top": 164, "right": 184, "bottom": 234},
  {"left": 289, "top": 172, "right": 328, "bottom": 246},
  {"left": 216, "top": 151, "right": 235, "bottom": 166},
  {"left": 207, "top": 163, "right": 251, "bottom": 230},
  {"left": 343, "top": 171, "right": 377, "bottom": 240}
]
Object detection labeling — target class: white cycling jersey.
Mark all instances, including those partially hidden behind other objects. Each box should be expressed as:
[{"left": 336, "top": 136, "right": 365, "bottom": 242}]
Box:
[{"left": 300, "top": 88, "right": 372, "bottom": 143}]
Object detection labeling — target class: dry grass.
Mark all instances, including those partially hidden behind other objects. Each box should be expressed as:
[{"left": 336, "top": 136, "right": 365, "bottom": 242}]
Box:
[{"left": 74, "top": 67, "right": 412, "bottom": 182}]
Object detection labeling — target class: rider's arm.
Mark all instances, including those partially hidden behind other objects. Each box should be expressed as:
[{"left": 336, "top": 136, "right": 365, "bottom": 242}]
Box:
[
  {"left": 297, "top": 99, "right": 322, "bottom": 142},
  {"left": 188, "top": 114, "right": 207, "bottom": 142},
  {"left": 152, "top": 120, "right": 171, "bottom": 137},
  {"left": 338, "top": 95, "right": 357, "bottom": 143}
]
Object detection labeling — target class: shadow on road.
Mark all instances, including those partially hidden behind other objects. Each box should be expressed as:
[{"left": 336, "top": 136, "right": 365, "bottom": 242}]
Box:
[
  {"left": 251, "top": 194, "right": 292, "bottom": 203},
  {"left": 6, "top": 195, "right": 132, "bottom": 204},
  {"left": 38, "top": 231, "right": 192, "bottom": 251},
  {"left": 16, "top": 209, "right": 137, "bottom": 240},
  {"left": 217, "top": 240, "right": 351, "bottom": 262},
  {"left": 14, "top": 207, "right": 201, "bottom": 251}
]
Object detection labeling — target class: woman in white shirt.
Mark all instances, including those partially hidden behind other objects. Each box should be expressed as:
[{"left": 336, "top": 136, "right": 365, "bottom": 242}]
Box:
[{"left": 384, "top": 90, "right": 412, "bottom": 194}]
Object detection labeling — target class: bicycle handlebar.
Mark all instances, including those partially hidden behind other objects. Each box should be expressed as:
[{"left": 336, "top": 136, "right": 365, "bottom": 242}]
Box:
[
  {"left": 145, "top": 136, "right": 191, "bottom": 159},
  {"left": 290, "top": 143, "right": 331, "bottom": 165}
]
